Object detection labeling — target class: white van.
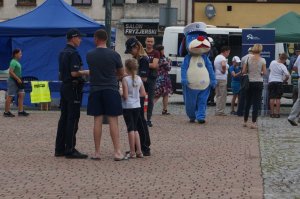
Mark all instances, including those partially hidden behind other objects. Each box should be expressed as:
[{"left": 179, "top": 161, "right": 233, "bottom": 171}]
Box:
[{"left": 163, "top": 26, "right": 286, "bottom": 93}]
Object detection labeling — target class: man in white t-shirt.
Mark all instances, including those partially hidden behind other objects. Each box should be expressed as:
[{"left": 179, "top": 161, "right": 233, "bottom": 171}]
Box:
[
  {"left": 268, "top": 53, "right": 289, "bottom": 118},
  {"left": 214, "top": 46, "right": 230, "bottom": 116},
  {"left": 288, "top": 52, "right": 300, "bottom": 126}
]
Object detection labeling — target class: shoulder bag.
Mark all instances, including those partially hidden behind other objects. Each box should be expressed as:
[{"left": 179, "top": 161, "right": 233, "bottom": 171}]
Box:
[{"left": 240, "top": 57, "right": 249, "bottom": 90}]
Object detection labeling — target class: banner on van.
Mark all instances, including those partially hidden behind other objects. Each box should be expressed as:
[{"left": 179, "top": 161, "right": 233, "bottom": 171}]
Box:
[
  {"left": 124, "top": 23, "right": 158, "bottom": 36},
  {"left": 242, "top": 28, "right": 275, "bottom": 67}
]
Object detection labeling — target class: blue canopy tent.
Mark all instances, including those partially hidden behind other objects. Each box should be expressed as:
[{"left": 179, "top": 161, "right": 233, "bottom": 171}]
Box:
[
  {"left": 0, "top": 0, "right": 116, "bottom": 79},
  {"left": 0, "top": 0, "right": 115, "bottom": 106}
]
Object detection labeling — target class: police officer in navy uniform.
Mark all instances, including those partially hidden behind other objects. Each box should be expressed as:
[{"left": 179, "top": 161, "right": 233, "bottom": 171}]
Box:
[{"left": 55, "top": 29, "right": 89, "bottom": 159}]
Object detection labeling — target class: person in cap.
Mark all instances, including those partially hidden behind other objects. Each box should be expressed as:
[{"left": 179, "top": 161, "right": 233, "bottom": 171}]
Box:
[
  {"left": 229, "top": 56, "right": 242, "bottom": 115},
  {"left": 237, "top": 46, "right": 253, "bottom": 117},
  {"left": 125, "top": 37, "right": 151, "bottom": 156},
  {"left": 180, "top": 22, "right": 216, "bottom": 123},
  {"left": 86, "top": 29, "right": 127, "bottom": 161},
  {"left": 268, "top": 53, "right": 289, "bottom": 118},
  {"left": 55, "top": 29, "right": 89, "bottom": 159}
]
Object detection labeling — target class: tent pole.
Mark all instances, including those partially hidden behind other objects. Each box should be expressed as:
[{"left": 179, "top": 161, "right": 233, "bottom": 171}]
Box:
[{"left": 105, "top": 0, "right": 112, "bottom": 48}]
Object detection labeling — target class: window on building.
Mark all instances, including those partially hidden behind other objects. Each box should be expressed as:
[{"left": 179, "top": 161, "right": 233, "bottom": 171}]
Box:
[
  {"left": 137, "top": 0, "right": 159, "bottom": 3},
  {"left": 103, "top": 0, "right": 125, "bottom": 6},
  {"left": 72, "top": 0, "right": 92, "bottom": 6},
  {"left": 16, "top": 0, "right": 36, "bottom": 6},
  {"left": 0, "top": 0, "right": 3, "bottom": 6}
]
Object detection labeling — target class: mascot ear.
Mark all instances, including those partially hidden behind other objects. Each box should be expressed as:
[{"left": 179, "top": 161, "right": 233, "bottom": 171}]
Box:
[
  {"left": 208, "top": 37, "right": 213, "bottom": 43},
  {"left": 179, "top": 36, "right": 188, "bottom": 57}
]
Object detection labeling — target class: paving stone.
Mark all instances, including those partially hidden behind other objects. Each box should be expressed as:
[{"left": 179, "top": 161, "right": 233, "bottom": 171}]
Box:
[{"left": 0, "top": 92, "right": 263, "bottom": 198}]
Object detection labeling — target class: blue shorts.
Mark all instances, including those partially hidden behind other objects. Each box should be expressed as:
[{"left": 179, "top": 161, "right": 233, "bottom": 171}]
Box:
[
  {"left": 231, "top": 81, "right": 240, "bottom": 95},
  {"left": 87, "top": 89, "right": 122, "bottom": 116}
]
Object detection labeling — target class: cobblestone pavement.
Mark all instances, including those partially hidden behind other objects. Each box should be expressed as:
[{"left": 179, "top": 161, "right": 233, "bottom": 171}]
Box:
[
  {"left": 0, "top": 93, "right": 264, "bottom": 198},
  {"left": 259, "top": 115, "right": 300, "bottom": 199}
]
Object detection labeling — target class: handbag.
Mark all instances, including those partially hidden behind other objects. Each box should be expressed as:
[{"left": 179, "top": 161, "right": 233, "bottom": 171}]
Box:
[
  {"left": 240, "top": 57, "right": 249, "bottom": 90},
  {"left": 241, "top": 75, "right": 249, "bottom": 90}
]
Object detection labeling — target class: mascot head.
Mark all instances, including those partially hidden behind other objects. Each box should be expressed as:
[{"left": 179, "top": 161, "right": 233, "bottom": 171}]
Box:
[{"left": 180, "top": 22, "right": 212, "bottom": 56}]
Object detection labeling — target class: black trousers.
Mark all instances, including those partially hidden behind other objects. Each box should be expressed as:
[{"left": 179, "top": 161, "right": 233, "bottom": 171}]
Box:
[
  {"left": 137, "top": 97, "right": 151, "bottom": 153},
  {"left": 237, "top": 87, "right": 246, "bottom": 116},
  {"left": 55, "top": 83, "right": 82, "bottom": 154},
  {"left": 145, "top": 78, "right": 156, "bottom": 121},
  {"left": 244, "top": 82, "right": 263, "bottom": 123}
]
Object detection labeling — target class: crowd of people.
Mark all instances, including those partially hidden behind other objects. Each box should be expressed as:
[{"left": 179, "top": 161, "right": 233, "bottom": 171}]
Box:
[
  {"left": 4, "top": 27, "right": 300, "bottom": 160},
  {"left": 54, "top": 29, "right": 172, "bottom": 160},
  {"left": 213, "top": 44, "right": 300, "bottom": 129}
]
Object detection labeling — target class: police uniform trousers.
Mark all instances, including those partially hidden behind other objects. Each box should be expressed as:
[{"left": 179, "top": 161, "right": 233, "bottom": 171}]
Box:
[{"left": 55, "top": 83, "right": 83, "bottom": 154}]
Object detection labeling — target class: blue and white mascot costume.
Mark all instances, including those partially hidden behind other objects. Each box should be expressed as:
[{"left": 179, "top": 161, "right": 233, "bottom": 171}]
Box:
[{"left": 181, "top": 22, "right": 216, "bottom": 124}]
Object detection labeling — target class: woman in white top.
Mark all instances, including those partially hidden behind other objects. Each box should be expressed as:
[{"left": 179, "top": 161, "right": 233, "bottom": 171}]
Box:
[
  {"left": 242, "top": 44, "right": 267, "bottom": 129},
  {"left": 121, "top": 59, "right": 146, "bottom": 158},
  {"left": 268, "top": 53, "right": 289, "bottom": 118}
]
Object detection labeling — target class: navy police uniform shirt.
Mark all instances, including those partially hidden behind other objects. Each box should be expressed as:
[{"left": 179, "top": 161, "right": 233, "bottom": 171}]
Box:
[{"left": 59, "top": 44, "right": 83, "bottom": 83}]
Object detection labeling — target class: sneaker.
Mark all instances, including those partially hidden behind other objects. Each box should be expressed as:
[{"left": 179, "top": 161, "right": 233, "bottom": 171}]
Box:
[
  {"left": 288, "top": 119, "right": 298, "bottom": 126},
  {"left": 146, "top": 120, "right": 153, "bottom": 127},
  {"left": 65, "top": 149, "right": 88, "bottom": 159},
  {"left": 3, "top": 111, "right": 15, "bottom": 117},
  {"left": 18, "top": 111, "right": 29, "bottom": 116},
  {"left": 215, "top": 112, "right": 227, "bottom": 116},
  {"left": 162, "top": 110, "right": 171, "bottom": 115}
]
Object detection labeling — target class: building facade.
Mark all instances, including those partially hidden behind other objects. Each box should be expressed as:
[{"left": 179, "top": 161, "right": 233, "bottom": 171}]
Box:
[
  {"left": 0, "top": 0, "right": 192, "bottom": 54},
  {"left": 193, "top": 0, "right": 300, "bottom": 28}
]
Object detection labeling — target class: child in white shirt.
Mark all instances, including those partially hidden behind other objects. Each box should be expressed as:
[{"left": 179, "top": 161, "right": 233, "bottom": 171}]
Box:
[{"left": 121, "top": 59, "right": 146, "bottom": 158}]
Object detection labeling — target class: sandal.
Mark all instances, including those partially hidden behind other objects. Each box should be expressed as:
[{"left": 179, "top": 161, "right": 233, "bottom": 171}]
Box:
[
  {"left": 250, "top": 123, "right": 258, "bottom": 129},
  {"left": 90, "top": 157, "right": 101, "bottom": 161},
  {"left": 136, "top": 153, "right": 144, "bottom": 158},
  {"left": 126, "top": 152, "right": 136, "bottom": 159},
  {"left": 114, "top": 156, "right": 129, "bottom": 161},
  {"left": 162, "top": 110, "right": 171, "bottom": 115},
  {"left": 275, "top": 114, "right": 280, "bottom": 118}
]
